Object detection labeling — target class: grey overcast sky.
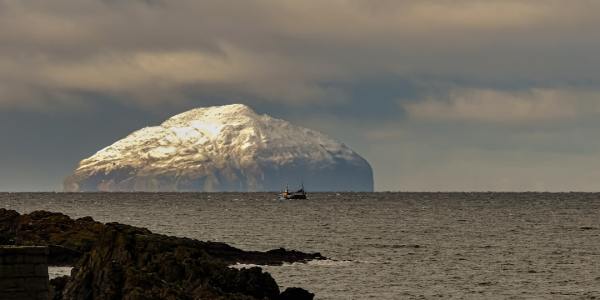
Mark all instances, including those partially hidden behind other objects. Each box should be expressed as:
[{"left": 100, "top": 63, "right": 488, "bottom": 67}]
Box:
[{"left": 2, "top": 0, "right": 600, "bottom": 191}]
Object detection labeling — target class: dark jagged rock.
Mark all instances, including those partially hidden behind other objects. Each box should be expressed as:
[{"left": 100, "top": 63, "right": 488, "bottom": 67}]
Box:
[
  {"left": 278, "top": 287, "right": 315, "bottom": 300},
  {"left": 47, "top": 245, "right": 84, "bottom": 266},
  {"left": 0, "top": 208, "right": 19, "bottom": 244},
  {"left": 0, "top": 209, "right": 322, "bottom": 299},
  {"left": 49, "top": 276, "right": 69, "bottom": 300},
  {"left": 60, "top": 223, "right": 281, "bottom": 299},
  {"left": 3, "top": 210, "right": 104, "bottom": 265},
  {"left": 0, "top": 209, "right": 324, "bottom": 266}
]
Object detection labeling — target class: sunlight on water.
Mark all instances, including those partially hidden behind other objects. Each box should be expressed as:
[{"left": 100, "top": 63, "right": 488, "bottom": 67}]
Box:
[{"left": 49, "top": 266, "right": 72, "bottom": 279}]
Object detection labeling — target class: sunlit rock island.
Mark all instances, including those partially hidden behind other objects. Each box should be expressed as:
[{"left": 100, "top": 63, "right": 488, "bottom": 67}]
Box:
[{"left": 64, "top": 104, "right": 373, "bottom": 192}]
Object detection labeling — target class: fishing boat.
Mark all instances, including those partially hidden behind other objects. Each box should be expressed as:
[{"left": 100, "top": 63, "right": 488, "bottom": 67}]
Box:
[{"left": 279, "top": 184, "right": 307, "bottom": 200}]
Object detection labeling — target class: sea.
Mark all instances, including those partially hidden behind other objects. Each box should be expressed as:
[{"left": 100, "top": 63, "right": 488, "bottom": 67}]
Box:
[{"left": 3, "top": 192, "right": 600, "bottom": 299}]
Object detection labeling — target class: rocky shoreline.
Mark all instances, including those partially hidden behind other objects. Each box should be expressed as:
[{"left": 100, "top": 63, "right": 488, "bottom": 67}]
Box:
[{"left": 0, "top": 209, "right": 325, "bottom": 299}]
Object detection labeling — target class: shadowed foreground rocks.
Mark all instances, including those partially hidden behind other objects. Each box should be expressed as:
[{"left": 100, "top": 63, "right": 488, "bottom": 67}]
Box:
[{"left": 0, "top": 209, "right": 322, "bottom": 300}]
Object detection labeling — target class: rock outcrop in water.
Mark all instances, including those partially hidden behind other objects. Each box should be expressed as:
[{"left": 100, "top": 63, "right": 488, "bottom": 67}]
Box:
[
  {"left": 0, "top": 209, "right": 323, "bottom": 299},
  {"left": 64, "top": 104, "right": 373, "bottom": 192}
]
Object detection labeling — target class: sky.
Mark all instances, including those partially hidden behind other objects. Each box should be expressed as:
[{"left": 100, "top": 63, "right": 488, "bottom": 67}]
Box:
[{"left": 2, "top": 0, "right": 600, "bottom": 191}]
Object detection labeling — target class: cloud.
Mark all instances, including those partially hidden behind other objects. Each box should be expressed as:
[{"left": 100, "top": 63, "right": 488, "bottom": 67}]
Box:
[
  {"left": 0, "top": 46, "right": 345, "bottom": 109},
  {"left": 403, "top": 88, "right": 600, "bottom": 123},
  {"left": 4, "top": 0, "right": 600, "bottom": 191},
  {"left": 0, "top": 0, "right": 600, "bottom": 110}
]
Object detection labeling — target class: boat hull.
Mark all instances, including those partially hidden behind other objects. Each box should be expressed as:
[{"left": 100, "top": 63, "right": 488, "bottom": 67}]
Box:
[{"left": 285, "top": 194, "right": 307, "bottom": 200}]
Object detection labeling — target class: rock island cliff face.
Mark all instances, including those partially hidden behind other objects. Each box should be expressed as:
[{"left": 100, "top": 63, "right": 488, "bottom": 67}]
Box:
[{"left": 64, "top": 104, "right": 374, "bottom": 192}]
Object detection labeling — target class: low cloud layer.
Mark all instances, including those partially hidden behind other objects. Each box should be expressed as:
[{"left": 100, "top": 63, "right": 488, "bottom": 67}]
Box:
[
  {"left": 404, "top": 88, "right": 600, "bottom": 124},
  {"left": 1, "top": 0, "right": 600, "bottom": 190}
]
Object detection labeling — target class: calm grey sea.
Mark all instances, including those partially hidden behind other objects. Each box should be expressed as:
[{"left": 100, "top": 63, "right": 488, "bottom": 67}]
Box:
[{"left": 3, "top": 192, "right": 600, "bottom": 299}]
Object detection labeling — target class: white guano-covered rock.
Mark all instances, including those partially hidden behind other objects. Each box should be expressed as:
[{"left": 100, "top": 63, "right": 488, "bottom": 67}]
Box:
[{"left": 64, "top": 104, "right": 373, "bottom": 192}]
